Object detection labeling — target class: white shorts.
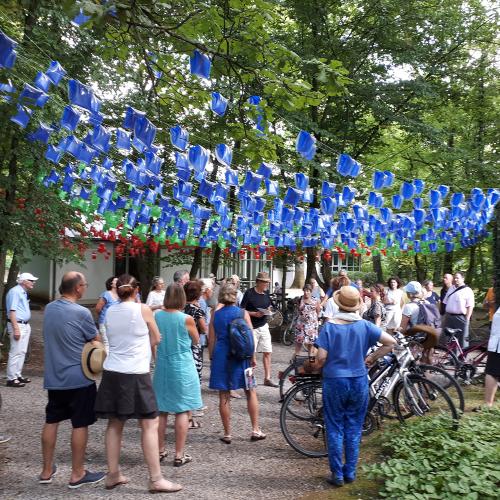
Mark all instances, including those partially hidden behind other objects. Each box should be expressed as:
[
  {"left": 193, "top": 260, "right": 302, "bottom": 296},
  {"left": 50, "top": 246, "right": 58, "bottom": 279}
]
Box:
[
  {"left": 253, "top": 324, "right": 272, "bottom": 353},
  {"left": 385, "top": 308, "right": 402, "bottom": 330}
]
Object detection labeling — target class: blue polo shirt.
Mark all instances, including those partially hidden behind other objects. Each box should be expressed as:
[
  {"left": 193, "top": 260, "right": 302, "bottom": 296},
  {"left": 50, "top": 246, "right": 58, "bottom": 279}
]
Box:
[
  {"left": 43, "top": 299, "right": 97, "bottom": 390},
  {"left": 6, "top": 284, "right": 31, "bottom": 321},
  {"left": 316, "top": 320, "right": 381, "bottom": 378}
]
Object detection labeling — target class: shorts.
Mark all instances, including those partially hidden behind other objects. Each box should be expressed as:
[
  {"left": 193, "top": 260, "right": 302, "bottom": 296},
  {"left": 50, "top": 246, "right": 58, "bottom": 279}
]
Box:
[
  {"left": 46, "top": 383, "right": 97, "bottom": 428},
  {"left": 385, "top": 308, "right": 402, "bottom": 330},
  {"left": 485, "top": 351, "right": 500, "bottom": 378},
  {"left": 253, "top": 324, "right": 272, "bottom": 353}
]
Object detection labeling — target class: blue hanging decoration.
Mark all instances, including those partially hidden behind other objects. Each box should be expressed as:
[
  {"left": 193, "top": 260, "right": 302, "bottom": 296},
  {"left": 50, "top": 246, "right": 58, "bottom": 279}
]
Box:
[
  {"left": 302, "top": 188, "right": 314, "bottom": 203},
  {"left": 188, "top": 145, "right": 209, "bottom": 173},
  {"left": 198, "top": 179, "right": 215, "bottom": 199},
  {"left": 45, "top": 61, "right": 66, "bottom": 85},
  {"left": 89, "top": 125, "right": 111, "bottom": 153},
  {"left": 437, "top": 184, "right": 450, "bottom": 198},
  {"left": 321, "top": 181, "right": 336, "bottom": 197},
  {"left": 242, "top": 171, "right": 263, "bottom": 193},
  {"left": 413, "top": 179, "right": 425, "bottom": 195},
  {"left": 123, "top": 106, "right": 145, "bottom": 129},
  {"left": 133, "top": 115, "right": 156, "bottom": 148},
  {"left": 68, "top": 79, "right": 101, "bottom": 113},
  {"left": 19, "top": 83, "right": 47, "bottom": 105},
  {"left": 341, "top": 186, "right": 356, "bottom": 204},
  {"left": 71, "top": 8, "right": 91, "bottom": 27},
  {"left": 295, "top": 131, "right": 316, "bottom": 160},
  {"left": 383, "top": 170, "right": 395, "bottom": 188},
  {"left": 295, "top": 173, "right": 309, "bottom": 191},
  {"left": 265, "top": 179, "right": 279, "bottom": 196},
  {"left": 45, "top": 145, "right": 63, "bottom": 164},
  {"left": 115, "top": 128, "right": 131, "bottom": 151},
  {"left": 89, "top": 112, "right": 104, "bottom": 126},
  {"left": 372, "top": 171, "right": 386, "bottom": 190},
  {"left": 413, "top": 208, "right": 426, "bottom": 227},
  {"left": 34, "top": 72, "right": 52, "bottom": 92},
  {"left": 170, "top": 125, "right": 189, "bottom": 151},
  {"left": 429, "top": 189, "right": 441, "bottom": 208},
  {"left": 413, "top": 198, "right": 423, "bottom": 209},
  {"left": 211, "top": 92, "right": 228, "bottom": 117},
  {"left": 190, "top": 49, "right": 211, "bottom": 79},
  {"left": 75, "top": 143, "right": 97, "bottom": 165},
  {"left": 336, "top": 154, "right": 360, "bottom": 177},
  {"left": 10, "top": 104, "right": 32, "bottom": 128},
  {"left": 392, "top": 194, "right": 403, "bottom": 209},
  {"left": 450, "top": 192, "right": 464, "bottom": 207},
  {"left": 321, "top": 197, "right": 337, "bottom": 216},
  {"left": 0, "top": 30, "right": 17, "bottom": 69},
  {"left": 65, "top": 136, "right": 82, "bottom": 157},
  {"left": 248, "top": 95, "right": 265, "bottom": 133},
  {"left": 257, "top": 162, "right": 272, "bottom": 179},
  {"left": 27, "top": 122, "right": 54, "bottom": 144},
  {"left": 60, "top": 105, "right": 82, "bottom": 131},
  {"left": 215, "top": 143, "right": 232, "bottom": 167},
  {"left": 145, "top": 151, "right": 163, "bottom": 175},
  {"left": 284, "top": 187, "right": 303, "bottom": 206},
  {"left": 400, "top": 181, "right": 415, "bottom": 200}
]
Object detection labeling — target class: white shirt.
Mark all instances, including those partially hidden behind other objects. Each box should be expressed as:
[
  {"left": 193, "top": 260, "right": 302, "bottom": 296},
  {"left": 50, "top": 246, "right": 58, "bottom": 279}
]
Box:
[
  {"left": 146, "top": 290, "right": 165, "bottom": 308},
  {"left": 385, "top": 288, "right": 404, "bottom": 309},
  {"left": 488, "top": 307, "right": 500, "bottom": 353},
  {"left": 324, "top": 297, "right": 339, "bottom": 320},
  {"left": 104, "top": 302, "right": 151, "bottom": 374},
  {"left": 443, "top": 286, "right": 475, "bottom": 315}
]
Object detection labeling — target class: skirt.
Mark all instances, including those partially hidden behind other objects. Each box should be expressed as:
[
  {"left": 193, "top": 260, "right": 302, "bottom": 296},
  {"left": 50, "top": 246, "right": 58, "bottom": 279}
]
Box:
[
  {"left": 95, "top": 370, "right": 158, "bottom": 421},
  {"left": 485, "top": 351, "right": 500, "bottom": 378}
]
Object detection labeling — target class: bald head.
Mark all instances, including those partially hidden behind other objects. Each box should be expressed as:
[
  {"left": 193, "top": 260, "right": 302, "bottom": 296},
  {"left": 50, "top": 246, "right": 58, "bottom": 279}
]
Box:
[
  {"left": 59, "top": 272, "right": 85, "bottom": 297},
  {"left": 443, "top": 273, "right": 453, "bottom": 288}
]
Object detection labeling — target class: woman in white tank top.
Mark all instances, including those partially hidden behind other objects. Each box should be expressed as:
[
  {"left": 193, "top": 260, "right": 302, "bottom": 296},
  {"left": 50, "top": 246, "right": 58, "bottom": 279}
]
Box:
[{"left": 94, "top": 274, "right": 182, "bottom": 493}]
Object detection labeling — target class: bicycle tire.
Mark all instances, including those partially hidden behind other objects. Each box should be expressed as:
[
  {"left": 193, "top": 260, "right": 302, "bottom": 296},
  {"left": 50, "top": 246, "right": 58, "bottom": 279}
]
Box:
[
  {"left": 393, "top": 374, "right": 459, "bottom": 429},
  {"left": 280, "top": 380, "right": 327, "bottom": 458},
  {"left": 279, "top": 362, "right": 296, "bottom": 401},
  {"left": 430, "top": 346, "right": 460, "bottom": 376},
  {"left": 282, "top": 321, "right": 295, "bottom": 346},
  {"left": 417, "top": 364, "right": 465, "bottom": 414},
  {"left": 463, "top": 346, "right": 488, "bottom": 376}
]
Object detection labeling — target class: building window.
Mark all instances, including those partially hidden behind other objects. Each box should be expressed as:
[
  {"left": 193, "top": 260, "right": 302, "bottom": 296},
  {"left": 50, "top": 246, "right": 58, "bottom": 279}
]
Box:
[{"left": 330, "top": 252, "right": 360, "bottom": 273}]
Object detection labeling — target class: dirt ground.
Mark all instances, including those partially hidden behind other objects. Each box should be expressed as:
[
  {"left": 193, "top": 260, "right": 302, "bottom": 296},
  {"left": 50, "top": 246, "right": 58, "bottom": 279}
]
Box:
[{"left": 0, "top": 309, "right": 335, "bottom": 499}]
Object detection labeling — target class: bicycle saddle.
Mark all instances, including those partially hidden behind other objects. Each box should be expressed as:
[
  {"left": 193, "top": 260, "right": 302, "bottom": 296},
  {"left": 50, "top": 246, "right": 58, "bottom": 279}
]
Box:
[{"left": 444, "top": 327, "right": 461, "bottom": 335}]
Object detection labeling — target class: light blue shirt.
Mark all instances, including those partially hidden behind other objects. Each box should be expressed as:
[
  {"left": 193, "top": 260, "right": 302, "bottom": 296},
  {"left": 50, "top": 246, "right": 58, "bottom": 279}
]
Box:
[
  {"left": 43, "top": 299, "right": 97, "bottom": 390},
  {"left": 6, "top": 284, "right": 31, "bottom": 321}
]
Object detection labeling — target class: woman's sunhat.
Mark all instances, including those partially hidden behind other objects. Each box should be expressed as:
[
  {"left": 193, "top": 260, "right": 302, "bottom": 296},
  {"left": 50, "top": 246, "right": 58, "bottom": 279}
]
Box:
[
  {"left": 404, "top": 281, "right": 423, "bottom": 295},
  {"left": 333, "top": 286, "right": 362, "bottom": 312},
  {"left": 81, "top": 342, "right": 107, "bottom": 381}
]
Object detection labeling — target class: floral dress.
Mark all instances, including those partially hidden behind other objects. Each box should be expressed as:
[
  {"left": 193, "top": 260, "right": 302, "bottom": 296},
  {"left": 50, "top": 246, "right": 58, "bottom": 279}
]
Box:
[{"left": 295, "top": 298, "right": 319, "bottom": 345}]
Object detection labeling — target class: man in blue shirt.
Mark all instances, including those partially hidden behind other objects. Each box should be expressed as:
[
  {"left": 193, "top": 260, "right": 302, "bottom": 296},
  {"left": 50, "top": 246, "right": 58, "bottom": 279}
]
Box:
[
  {"left": 5, "top": 272, "right": 38, "bottom": 387},
  {"left": 39, "top": 271, "right": 105, "bottom": 488}
]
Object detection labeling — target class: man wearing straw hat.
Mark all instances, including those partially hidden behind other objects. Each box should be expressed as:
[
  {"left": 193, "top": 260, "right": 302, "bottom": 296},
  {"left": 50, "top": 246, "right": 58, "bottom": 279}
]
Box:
[{"left": 39, "top": 271, "right": 106, "bottom": 489}]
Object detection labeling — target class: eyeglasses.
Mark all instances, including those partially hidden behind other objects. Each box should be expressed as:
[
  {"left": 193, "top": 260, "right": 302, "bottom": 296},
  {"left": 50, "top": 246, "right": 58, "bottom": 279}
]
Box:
[{"left": 27, "top": 280, "right": 36, "bottom": 283}]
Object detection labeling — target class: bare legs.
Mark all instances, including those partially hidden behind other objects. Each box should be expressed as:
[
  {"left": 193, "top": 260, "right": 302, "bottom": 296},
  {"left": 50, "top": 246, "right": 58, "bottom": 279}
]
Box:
[
  {"left": 484, "top": 374, "right": 499, "bottom": 407},
  {"left": 105, "top": 419, "right": 128, "bottom": 487},
  {"left": 41, "top": 422, "right": 89, "bottom": 483},
  {"left": 262, "top": 352, "right": 272, "bottom": 381},
  {"left": 218, "top": 389, "right": 260, "bottom": 436},
  {"left": 174, "top": 412, "right": 189, "bottom": 459}
]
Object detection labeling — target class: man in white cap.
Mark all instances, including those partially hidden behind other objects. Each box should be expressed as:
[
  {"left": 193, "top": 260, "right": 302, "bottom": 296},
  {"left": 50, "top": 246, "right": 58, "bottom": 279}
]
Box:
[{"left": 5, "top": 272, "right": 38, "bottom": 387}]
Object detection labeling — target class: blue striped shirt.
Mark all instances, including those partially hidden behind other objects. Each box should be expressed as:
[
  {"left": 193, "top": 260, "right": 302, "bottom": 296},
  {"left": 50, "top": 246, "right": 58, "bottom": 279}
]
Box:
[{"left": 6, "top": 284, "right": 31, "bottom": 321}]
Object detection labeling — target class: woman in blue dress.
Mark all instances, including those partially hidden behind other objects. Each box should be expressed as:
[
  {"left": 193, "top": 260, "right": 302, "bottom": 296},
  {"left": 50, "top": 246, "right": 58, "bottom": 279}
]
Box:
[
  {"left": 208, "top": 283, "right": 266, "bottom": 444},
  {"left": 153, "top": 284, "right": 202, "bottom": 467}
]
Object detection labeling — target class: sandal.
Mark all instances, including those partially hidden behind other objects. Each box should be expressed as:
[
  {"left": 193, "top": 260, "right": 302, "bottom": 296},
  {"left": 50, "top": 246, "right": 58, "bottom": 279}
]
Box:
[
  {"left": 173, "top": 454, "right": 192, "bottom": 467},
  {"left": 159, "top": 450, "right": 168, "bottom": 463},
  {"left": 188, "top": 419, "right": 202, "bottom": 429},
  {"left": 105, "top": 473, "right": 129, "bottom": 490},
  {"left": 219, "top": 435, "right": 232, "bottom": 444},
  {"left": 250, "top": 430, "right": 267, "bottom": 441}
]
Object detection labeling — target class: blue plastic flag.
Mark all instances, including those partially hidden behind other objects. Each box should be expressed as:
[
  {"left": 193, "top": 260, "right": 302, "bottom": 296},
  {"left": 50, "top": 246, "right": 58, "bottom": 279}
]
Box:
[
  {"left": 284, "top": 187, "right": 302, "bottom": 206},
  {"left": 68, "top": 79, "right": 101, "bottom": 113},
  {"left": 401, "top": 181, "right": 415, "bottom": 200},
  {"left": 321, "top": 181, "right": 336, "bottom": 197},
  {"left": 27, "top": 122, "right": 53, "bottom": 144},
  {"left": 337, "top": 154, "right": 359, "bottom": 177},
  {"left": 60, "top": 105, "right": 82, "bottom": 131},
  {"left": 392, "top": 194, "right": 403, "bottom": 209},
  {"left": 34, "top": 72, "right": 52, "bottom": 92},
  {"left": 45, "top": 144, "right": 63, "bottom": 164},
  {"left": 257, "top": 162, "right": 272, "bottom": 179},
  {"left": 321, "top": 197, "right": 337, "bottom": 216},
  {"left": 211, "top": 92, "right": 228, "bottom": 117},
  {"left": 0, "top": 30, "right": 17, "bottom": 69},
  {"left": 198, "top": 179, "right": 215, "bottom": 199},
  {"left": 190, "top": 50, "right": 211, "bottom": 79},
  {"left": 413, "top": 198, "right": 423, "bottom": 209},
  {"left": 372, "top": 171, "right": 386, "bottom": 190},
  {"left": 46, "top": 61, "right": 66, "bottom": 85},
  {"left": 145, "top": 151, "right": 163, "bottom": 175},
  {"left": 383, "top": 170, "right": 394, "bottom": 188},
  {"left": 413, "top": 179, "right": 425, "bottom": 195},
  {"left": 188, "top": 145, "right": 209, "bottom": 173},
  {"left": 75, "top": 143, "right": 97, "bottom": 165},
  {"left": 295, "top": 173, "right": 309, "bottom": 191},
  {"left": 437, "top": 185, "right": 449, "bottom": 199},
  {"left": 71, "top": 8, "right": 91, "bottom": 27},
  {"left": 303, "top": 188, "right": 314, "bottom": 203},
  {"left": 123, "top": 106, "right": 145, "bottom": 129},
  {"left": 10, "top": 105, "right": 32, "bottom": 128},
  {"left": 296, "top": 131, "right": 316, "bottom": 160},
  {"left": 19, "top": 83, "right": 46, "bottom": 104},
  {"left": 215, "top": 143, "right": 232, "bottom": 167},
  {"left": 429, "top": 189, "right": 441, "bottom": 208},
  {"left": 0, "top": 80, "right": 15, "bottom": 94},
  {"left": 133, "top": 115, "right": 156, "bottom": 148},
  {"left": 265, "top": 179, "right": 279, "bottom": 196},
  {"left": 170, "top": 125, "right": 189, "bottom": 151},
  {"left": 341, "top": 186, "right": 356, "bottom": 204},
  {"left": 115, "top": 128, "right": 131, "bottom": 151},
  {"left": 242, "top": 171, "right": 263, "bottom": 193},
  {"left": 450, "top": 192, "right": 464, "bottom": 206},
  {"left": 89, "top": 125, "right": 111, "bottom": 153}
]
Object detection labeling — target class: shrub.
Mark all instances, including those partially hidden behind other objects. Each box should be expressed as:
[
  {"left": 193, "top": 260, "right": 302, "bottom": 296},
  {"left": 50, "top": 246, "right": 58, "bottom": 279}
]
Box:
[{"left": 364, "top": 408, "right": 500, "bottom": 499}]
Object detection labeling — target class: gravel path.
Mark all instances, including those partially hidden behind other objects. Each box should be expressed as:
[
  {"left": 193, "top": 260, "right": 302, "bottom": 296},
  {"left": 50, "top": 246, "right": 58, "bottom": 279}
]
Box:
[{"left": 0, "top": 310, "right": 331, "bottom": 499}]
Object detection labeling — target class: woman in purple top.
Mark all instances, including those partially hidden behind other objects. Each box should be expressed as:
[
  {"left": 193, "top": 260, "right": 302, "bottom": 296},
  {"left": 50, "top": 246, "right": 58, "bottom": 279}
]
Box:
[{"left": 311, "top": 287, "right": 395, "bottom": 487}]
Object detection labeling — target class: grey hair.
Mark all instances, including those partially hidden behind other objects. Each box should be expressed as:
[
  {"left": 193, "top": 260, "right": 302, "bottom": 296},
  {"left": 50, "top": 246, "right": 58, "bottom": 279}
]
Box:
[
  {"left": 200, "top": 278, "right": 213, "bottom": 292},
  {"left": 173, "top": 270, "right": 190, "bottom": 283}
]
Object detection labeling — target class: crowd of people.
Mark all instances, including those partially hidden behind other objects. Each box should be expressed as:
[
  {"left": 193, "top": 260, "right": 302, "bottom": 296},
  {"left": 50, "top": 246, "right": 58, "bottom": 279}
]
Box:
[{"left": 0, "top": 266, "right": 498, "bottom": 491}]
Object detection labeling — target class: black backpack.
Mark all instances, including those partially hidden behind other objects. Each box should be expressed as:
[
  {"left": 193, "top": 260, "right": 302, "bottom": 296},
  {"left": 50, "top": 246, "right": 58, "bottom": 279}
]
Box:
[
  {"left": 416, "top": 301, "right": 441, "bottom": 330},
  {"left": 228, "top": 310, "right": 255, "bottom": 360}
]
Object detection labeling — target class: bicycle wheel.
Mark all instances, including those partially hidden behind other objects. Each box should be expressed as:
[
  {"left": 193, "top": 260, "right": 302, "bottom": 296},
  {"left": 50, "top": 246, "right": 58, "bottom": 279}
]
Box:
[
  {"left": 430, "top": 346, "right": 460, "bottom": 376},
  {"left": 393, "top": 375, "right": 459, "bottom": 429},
  {"left": 279, "top": 362, "right": 296, "bottom": 401},
  {"left": 268, "top": 310, "right": 283, "bottom": 329},
  {"left": 463, "top": 345, "right": 488, "bottom": 377},
  {"left": 280, "top": 380, "right": 327, "bottom": 458},
  {"left": 282, "top": 321, "right": 295, "bottom": 346},
  {"left": 417, "top": 364, "right": 465, "bottom": 414}
]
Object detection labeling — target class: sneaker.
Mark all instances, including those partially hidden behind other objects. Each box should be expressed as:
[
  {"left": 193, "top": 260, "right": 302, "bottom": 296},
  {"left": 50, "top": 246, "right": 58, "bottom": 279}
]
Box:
[
  {"left": 68, "top": 470, "right": 105, "bottom": 489},
  {"left": 0, "top": 434, "right": 11, "bottom": 444},
  {"left": 344, "top": 475, "right": 356, "bottom": 484},
  {"left": 326, "top": 476, "right": 344, "bottom": 487},
  {"left": 17, "top": 376, "right": 31, "bottom": 383}
]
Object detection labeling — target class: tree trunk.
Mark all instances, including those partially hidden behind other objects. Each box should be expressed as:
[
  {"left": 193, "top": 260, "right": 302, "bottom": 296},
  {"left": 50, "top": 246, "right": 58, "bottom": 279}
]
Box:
[
  {"left": 210, "top": 244, "right": 221, "bottom": 276},
  {"left": 442, "top": 251, "right": 454, "bottom": 274},
  {"left": 305, "top": 247, "right": 319, "bottom": 285},
  {"left": 465, "top": 246, "right": 476, "bottom": 286},
  {"left": 414, "top": 254, "right": 426, "bottom": 283},
  {"left": 319, "top": 252, "right": 332, "bottom": 291},
  {"left": 433, "top": 254, "right": 442, "bottom": 283},
  {"left": 281, "top": 261, "right": 287, "bottom": 312},
  {"left": 190, "top": 247, "right": 203, "bottom": 279},
  {"left": 290, "top": 258, "right": 305, "bottom": 288},
  {"left": 372, "top": 254, "right": 383, "bottom": 283}
]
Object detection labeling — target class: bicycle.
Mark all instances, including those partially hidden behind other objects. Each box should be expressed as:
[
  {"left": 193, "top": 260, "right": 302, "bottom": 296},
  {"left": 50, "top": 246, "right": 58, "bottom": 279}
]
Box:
[{"left": 281, "top": 297, "right": 300, "bottom": 346}]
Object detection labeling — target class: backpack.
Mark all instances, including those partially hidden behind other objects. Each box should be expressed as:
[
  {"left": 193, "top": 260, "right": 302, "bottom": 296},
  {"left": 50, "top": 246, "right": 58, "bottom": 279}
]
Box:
[
  {"left": 228, "top": 310, "right": 255, "bottom": 360},
  {"left": 416, "top": 301, "right": 441, "bottom": 330}
]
